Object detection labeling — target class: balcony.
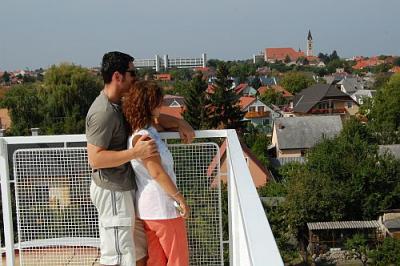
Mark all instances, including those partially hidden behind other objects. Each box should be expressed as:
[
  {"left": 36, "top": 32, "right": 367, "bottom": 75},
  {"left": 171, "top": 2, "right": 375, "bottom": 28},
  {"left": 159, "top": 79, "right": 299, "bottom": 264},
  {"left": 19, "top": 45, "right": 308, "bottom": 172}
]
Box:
[
  {"left": 0, "top": 130, "right": 283, "bottom": 266},
  {"left": 244, "top": 111, "right": 270, "bottom": 119},
  {"left": 309, "top": 108, "right": 347, "bottom": 114}
]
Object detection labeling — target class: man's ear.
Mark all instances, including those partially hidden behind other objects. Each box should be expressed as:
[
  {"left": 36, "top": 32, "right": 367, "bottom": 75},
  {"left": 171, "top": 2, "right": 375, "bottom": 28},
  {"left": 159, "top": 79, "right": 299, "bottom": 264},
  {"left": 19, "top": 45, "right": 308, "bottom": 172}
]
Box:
[{"left": 113, "top": 71, "right": 122, "bottom": 83}]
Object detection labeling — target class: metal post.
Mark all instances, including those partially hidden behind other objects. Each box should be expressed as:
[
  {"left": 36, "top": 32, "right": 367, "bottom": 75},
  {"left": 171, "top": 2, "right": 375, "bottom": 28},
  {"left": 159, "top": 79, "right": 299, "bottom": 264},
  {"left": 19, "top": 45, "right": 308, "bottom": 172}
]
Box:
[{"left": 0, "top": 138, "right": 15, "bottom": 266}]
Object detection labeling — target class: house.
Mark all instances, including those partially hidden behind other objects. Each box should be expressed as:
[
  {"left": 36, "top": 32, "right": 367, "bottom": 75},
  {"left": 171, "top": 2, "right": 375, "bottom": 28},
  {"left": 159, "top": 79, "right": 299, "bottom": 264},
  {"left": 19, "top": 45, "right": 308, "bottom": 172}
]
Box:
[
  {"left": 337, "top": 77, "right": 367, "bottom": 94},
  {"left": 389, "top": 66, "right": 400, "bottom": 73},
  {"left": 259, "top": 76, "right": 278, "bottom": 86},
  {"left": 154, "top": 73, "right": 172, "bottom": 81},
  {"left": 162, "top": 94, "right": 185, "bottom": 107},
  {"left": 160, "top": 95, "right": 185, "bottom": 119},
  {"left": 378, "top": 210, "right": 400, "bottom": 239},
  {"left": 209, "top": 140, "right": 273, "bottom": 188},
  {"left": 265, "top": 48, "right": 305, "bottom": 63},
  {"left": 352, "top": 56, "right": 384, "bottom": 70},
  {"left": 258, "top": 85, "right": 293, "bottom": 101},
  {"left": 0, "top": 108, "right": 11, "bottom": 129},
  {"left": 351, "top": 89, "right": 376, "bottom": 105},
  {"left": 234, "top": 83, "right": 257, "bottom": 96},
  {"left": 271, "top": 115, "right": 342, "bottom": 158},
  {"left": 292, "top": 84, "right": 359, "bottom": 117},
  {"left": 239, "top": 96, "right": 281, "bottom": 130}
]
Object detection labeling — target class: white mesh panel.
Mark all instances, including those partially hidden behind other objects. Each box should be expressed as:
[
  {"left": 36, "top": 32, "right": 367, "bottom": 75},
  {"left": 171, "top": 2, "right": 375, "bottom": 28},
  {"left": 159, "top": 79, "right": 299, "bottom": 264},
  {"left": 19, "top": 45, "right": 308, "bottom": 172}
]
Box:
[
  {"left": 169, "top": 143, "right": 223, "bottom": 266},
  {"left": 13, "top": 148, "right": 99, "bottom": 266},
  {"left": 13, "top": 143, "right": 222, "bottom": 266}
]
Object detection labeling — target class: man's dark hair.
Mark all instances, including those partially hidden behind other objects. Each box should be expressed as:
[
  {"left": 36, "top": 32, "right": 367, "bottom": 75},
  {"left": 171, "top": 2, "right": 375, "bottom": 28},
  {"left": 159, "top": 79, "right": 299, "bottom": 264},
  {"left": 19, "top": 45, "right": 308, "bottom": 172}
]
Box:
[{"left": 101, "top": 51, "right": 134, "bottom": 84}]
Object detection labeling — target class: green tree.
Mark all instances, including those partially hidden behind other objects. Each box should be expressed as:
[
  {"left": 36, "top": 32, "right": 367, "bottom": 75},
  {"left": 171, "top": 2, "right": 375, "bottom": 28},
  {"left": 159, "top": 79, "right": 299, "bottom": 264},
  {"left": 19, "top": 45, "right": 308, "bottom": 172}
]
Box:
[
  {"left": 394, "top": 57, "right": 400, "bottom": 66},
  {"left": 370, "top": 238, "right": 400, "bottom": 266},
  {"left": 260, "top": 89, "right": 287, "bottom": 106},
  {"left": 183, "top": 73, "right": 210, "bottom": 130},
  {"left": 363, "top": 73, "right": 400, "bottom": 144},
  {"left": 208, "top": 63, "right": 244, "bottom": 129},
  {"left": 169, "top": 68, "right": 193, "bottom": 81},
  {"left": 1, "top": 71, "right": 11, "bottom": 84},
  {"left": 0, "top": 84, "right": 43, "bottom": 135},
  {"left": 39, "top": 63, "right": 102, "bottom": 134},
  {"left": 284, "top": 55, "right": 291, "bottom": 64},
  {"left": 345, "top": 234, "right": 369, "bottom": 266},
  {"left": 280, "top": 71, "right": 315, "bottom": 94}
]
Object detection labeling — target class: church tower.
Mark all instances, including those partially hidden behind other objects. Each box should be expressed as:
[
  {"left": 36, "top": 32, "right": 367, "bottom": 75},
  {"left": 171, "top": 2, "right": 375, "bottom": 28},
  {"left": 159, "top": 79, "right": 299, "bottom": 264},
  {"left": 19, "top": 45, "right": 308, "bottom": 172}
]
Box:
[{"left": 307, "top": 30, "right": 313, "bottom": 56}]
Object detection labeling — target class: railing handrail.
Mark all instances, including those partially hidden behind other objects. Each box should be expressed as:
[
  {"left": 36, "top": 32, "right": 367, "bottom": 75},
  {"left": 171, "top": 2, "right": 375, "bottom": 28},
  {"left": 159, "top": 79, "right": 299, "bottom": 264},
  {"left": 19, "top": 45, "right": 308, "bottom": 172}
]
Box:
[{"left": 0, "top": 129, "right": 283, "bottom": 266}]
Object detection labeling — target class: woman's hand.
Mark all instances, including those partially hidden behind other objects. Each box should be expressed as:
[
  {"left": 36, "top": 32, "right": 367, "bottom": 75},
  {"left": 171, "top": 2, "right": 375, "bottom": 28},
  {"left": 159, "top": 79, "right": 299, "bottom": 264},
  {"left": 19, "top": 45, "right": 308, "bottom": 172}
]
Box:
[{"left": 175, "top": 193, "right": 190, "bottom": 219}]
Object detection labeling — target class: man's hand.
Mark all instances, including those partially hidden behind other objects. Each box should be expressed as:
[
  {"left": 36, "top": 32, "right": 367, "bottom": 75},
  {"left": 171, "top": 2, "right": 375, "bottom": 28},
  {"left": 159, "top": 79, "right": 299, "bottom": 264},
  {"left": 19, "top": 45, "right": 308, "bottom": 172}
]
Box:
[
  {"left": 178, "top": 120, "right": 195, "bottom": 144},
  {"left": 132, "top": 134, "right": 159, "bottom": 160}
]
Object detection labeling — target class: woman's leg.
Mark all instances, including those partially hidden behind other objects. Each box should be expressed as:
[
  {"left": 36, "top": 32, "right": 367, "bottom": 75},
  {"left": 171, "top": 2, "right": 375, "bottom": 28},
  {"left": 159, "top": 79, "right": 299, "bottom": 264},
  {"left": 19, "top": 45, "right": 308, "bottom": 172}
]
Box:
[
  {"left": 144, "top": 218, "right": 189, "bottom": 266},
  {"left": 143, "top": 220, "right": 168, "bottom": 266}
]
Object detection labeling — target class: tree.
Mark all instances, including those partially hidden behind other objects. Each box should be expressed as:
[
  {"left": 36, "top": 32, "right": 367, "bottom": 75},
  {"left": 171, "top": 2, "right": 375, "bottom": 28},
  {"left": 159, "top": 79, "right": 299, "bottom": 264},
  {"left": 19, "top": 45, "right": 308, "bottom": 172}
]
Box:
[
  {"left": 208, "top": 63, "right": 244, "bottom": 129},
  {"left": 370, "top": 238, "right": 400, "bottom": 266},
  {"left": 39, "top": 63, "right": 102, "bottom": 134},
  {"left": 0, "top": 84, "right": 43, "bottom": 135},
  {"left": 183, "top": 73, "right": 210, "bottom": 130},
  {"left": 345, "top": 234, "right": 369, "bottom": 266},
  {"left": 1, "top": 63, "right": 103, "bottom": 136},
  {"left": 280, "top": 71, "right": 316, "bottom": 94},
  {"left": 394, "top": 57, "right": 400, "bottom": 66},
  {"left": 169, "top": 68, "right": 193, "bottom": 81},
  {"left": 363, "top": 73, "right": 400, "bottom": 144},
  {"left": 260, "top": 88, "right": 287, "bottom": 106},
  {"left": 249, "top": 76, "right": 261, "bottom": 90},
  {"left": 1, "top": 71, "right": 10, "bottom": 84},
  {"left": 329, "top": 50, "right": 339, "bottom": 61},
  {"left": 284, "top": 55, "right": 291, "bottom": 64}
]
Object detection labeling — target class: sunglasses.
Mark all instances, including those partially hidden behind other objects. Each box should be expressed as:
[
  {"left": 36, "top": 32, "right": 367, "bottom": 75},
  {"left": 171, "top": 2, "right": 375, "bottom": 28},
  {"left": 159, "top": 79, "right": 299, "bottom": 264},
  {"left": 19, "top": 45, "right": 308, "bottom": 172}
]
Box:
[{"left": 126, "top": 69, "right": 137, "bottom": 77}]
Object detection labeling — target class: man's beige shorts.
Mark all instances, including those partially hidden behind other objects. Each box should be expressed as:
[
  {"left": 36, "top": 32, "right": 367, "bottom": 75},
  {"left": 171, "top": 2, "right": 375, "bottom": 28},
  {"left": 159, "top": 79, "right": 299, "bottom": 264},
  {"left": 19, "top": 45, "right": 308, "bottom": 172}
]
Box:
[{"left": 90, "top": 181, "right": 147, "bottom": 265}]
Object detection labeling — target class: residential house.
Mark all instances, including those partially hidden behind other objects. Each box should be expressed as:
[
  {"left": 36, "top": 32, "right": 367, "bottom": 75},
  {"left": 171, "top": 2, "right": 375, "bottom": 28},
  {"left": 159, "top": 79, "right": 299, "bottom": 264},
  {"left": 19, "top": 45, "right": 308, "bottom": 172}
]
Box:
[
  {"left": 378, "top": 210, "right": 400, "bottom": 239},
  {"left": 258, "top": 85, "right": 293, "bottom": 101},
  {"left": 351, "top": 89, "right": 376, "bottom": 105},
  {"left": 390, "top": 66, "right": 400, "bottom": 74},
  {"left": 264, "top": 48, "right": 304, "bottom": 63},
  {"left": 352, "top": 56, "right": 384, "bottom": 70},
  {"left": 271, "top": 115, "right": 342, "bottom": 158},
  {"left": 292, "top": 84, "right": 359, "bottom": 117},
  {"left": 209, "top": 140, "right": 273, "bottom": 188},
  {"left": 154, "top": 73, "right": 172, "bottom": 81},
  {"left": 337, "top": 77, "right": 367, "bottom": 94},
  {"left": 235, "top": 83, "right": 258, "bottom": 96},
  {"left": 0, "top": 108, "right": 11, "bottom": 129},
  {"left": 160, "top": 94, "right": 185, "bottom": 119},
  {"left": 259, "top": 76, "right": 278, "bottom": 86},
  {"left": 239, "top": 96, "right": 281, "bottom": 130}
]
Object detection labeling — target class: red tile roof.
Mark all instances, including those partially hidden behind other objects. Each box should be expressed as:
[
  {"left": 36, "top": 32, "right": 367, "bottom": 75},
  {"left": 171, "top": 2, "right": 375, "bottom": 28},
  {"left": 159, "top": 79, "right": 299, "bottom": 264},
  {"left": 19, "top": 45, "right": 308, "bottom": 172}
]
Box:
[
  {"left": 265, "top": 48, "right": 304, "bottom": 61},
  {"left": 390, "top": 66, "right": 400, "bottom": 73},
  {"left": 258, "top": 85, "right": 293, "bottom": 98},
  {"left": 234, "top": 83, "right": 249, "bottom": 94},
  {"left": 160, "top": 106, "right": 183, "bottom": 119},
  {"left": 239, "top": 96, "right": 256, "bottom": 110}
]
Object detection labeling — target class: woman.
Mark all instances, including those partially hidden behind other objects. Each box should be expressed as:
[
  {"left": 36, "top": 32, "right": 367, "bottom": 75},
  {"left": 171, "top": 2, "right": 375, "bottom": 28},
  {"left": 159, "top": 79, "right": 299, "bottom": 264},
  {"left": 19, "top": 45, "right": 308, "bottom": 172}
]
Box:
[{"left": 122, "top": 81, "right": 190, "bottom": 266}]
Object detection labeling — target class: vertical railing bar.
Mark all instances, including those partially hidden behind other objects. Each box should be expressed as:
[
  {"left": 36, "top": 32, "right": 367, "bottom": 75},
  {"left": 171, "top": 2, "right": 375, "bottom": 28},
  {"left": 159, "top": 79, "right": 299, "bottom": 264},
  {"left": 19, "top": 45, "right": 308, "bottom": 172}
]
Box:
[{"left": 0, "top": 139, "right": 15, "bottom": 266}]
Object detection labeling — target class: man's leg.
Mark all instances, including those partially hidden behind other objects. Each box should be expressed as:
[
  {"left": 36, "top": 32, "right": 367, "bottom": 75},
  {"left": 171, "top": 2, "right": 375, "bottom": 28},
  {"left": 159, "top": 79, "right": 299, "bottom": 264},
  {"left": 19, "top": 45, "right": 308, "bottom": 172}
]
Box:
[{"left": 90, "top": 181, "right": 136, "bottom": 266}]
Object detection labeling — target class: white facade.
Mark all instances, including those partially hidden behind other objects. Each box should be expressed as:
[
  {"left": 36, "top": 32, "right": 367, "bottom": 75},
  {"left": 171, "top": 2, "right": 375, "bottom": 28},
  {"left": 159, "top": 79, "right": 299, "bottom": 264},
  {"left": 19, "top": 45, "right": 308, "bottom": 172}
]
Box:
[{"left": 135, "top": 53, "right": 207, "bottom": 72}]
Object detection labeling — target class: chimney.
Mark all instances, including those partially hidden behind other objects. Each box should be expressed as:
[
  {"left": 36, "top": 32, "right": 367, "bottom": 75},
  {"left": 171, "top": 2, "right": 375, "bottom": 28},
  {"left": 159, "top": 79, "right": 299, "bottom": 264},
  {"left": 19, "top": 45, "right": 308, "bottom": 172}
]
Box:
[{"left": 31, "top": 128, "right": 40, "bottom": 136}]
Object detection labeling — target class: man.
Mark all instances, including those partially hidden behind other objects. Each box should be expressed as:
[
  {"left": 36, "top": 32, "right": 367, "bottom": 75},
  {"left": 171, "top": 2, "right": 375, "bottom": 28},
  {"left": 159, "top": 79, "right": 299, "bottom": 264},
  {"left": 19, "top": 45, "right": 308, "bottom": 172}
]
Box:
[{"left": 86, "top": 51, "right": 194, "bottom": 266}]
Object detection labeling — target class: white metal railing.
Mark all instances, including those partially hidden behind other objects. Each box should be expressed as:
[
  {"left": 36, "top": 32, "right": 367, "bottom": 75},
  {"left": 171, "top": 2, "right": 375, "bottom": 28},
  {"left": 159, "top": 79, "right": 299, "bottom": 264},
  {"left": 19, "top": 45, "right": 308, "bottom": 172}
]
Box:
[{"left": 0, "top": 130, "right": 283, "bottom": 266}]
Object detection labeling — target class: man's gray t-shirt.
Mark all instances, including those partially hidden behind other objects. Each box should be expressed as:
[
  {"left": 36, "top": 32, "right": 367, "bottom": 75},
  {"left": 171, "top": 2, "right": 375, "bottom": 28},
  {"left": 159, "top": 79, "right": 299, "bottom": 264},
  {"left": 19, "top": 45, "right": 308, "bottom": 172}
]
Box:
[{"left": 86, "top": 92, "right": 136, "bottom": 191}]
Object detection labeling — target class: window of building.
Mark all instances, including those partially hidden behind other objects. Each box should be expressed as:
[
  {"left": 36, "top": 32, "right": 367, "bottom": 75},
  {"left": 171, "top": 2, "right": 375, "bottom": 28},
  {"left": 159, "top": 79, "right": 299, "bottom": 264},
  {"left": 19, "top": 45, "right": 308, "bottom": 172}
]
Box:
[
  {"left": 347, "top": 101, "right": 353, "bottom": 108},
  {"left": 258, "top": 106, "right": 265, "bottom": 112},
  {"left": 249, "top": 106, "right": 256, "bottom": 112}
]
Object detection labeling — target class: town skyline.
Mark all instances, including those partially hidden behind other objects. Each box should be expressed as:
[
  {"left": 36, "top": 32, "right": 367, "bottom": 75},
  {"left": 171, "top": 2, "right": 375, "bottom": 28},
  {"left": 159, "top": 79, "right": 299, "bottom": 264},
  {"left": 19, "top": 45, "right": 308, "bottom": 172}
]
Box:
[{"left": 1, "top": 0, "right": 400, "bottom": 70}]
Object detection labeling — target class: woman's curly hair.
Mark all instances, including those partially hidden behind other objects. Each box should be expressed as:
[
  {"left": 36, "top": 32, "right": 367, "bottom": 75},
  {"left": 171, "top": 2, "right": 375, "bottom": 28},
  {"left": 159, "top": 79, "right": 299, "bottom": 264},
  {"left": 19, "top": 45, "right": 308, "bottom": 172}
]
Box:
[{"left": 122, "top": 80, "right": 163, "bottom": 132}]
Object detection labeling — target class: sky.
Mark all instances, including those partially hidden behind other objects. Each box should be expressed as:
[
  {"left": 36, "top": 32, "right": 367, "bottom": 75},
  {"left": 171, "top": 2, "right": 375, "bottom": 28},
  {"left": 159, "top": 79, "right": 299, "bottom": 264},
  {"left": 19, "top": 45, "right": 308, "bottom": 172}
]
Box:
[{"left": 1, "top": 0, "right": 400, "bottom": 70}]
